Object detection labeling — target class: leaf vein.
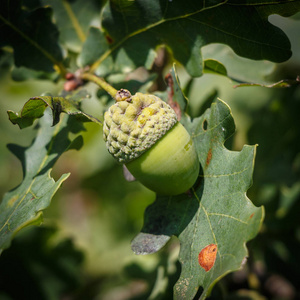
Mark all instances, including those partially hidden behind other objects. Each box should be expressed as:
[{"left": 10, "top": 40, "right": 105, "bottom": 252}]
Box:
[
  {"left": 200, "top": 165, "right": 251, "bottom": 178},
  {"left": 207, "top": 213, "right": 248, "bottom": 224},
  {"left": 90, "top": 1, "right": 227, "bottom": 72},
  {"left": 62, "top": 0, "right": 86, "bottom": 42},
  {"left": 190, "top": 189, "right": 202, "bottom": 269}
]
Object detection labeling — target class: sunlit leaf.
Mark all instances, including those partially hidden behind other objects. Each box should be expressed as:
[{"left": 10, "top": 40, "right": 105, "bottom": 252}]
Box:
[
  {"left": 7, "top": 90, "right": 101, "bottom": 129},
  {"left": 0, "top": 114, "right": 85, "bottom": 253},
  {"left": 131, "top": 66, "right": 264, "bottom": 299}
]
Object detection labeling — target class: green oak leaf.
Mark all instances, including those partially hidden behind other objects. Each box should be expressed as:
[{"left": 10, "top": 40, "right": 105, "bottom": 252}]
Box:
[
  {"left": 41, "top": 0, "right": 104, "bottom": 53},
  {"left": 10, "top": 66, "right": 61, "bottom": 82},
  {"left": 0, "top": 0, "right": 64, "bottom": 73},
  {"left": 203, "top": 59, "right": 228, "bottom": 77},
  {"left": 0, "top": 49, "right": 13, "bottom": 76},
  {"left": 79, "top": 0, "right": 300, "bottom": 77},
  {"left": 131, "top": 67, "right": 264, "bottom": 299},
  {"left": 0, "top": 114, "right": 84, "bottom": 254},
  {"left": 202, "top": 44, "right": 276, "bottom": 85},
  {"left": 7, "top": 90, "right": 101, "bottom": 129}
]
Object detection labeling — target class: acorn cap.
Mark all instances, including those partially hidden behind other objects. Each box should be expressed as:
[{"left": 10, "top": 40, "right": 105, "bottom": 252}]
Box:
[{"left": 103, "top": 89, "right": 178, "bottom": 163}]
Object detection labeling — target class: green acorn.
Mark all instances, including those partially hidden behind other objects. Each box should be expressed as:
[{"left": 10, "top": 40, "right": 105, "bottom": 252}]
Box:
[{"left": 103, "top": 89, "right": 199, "bottom": 195}]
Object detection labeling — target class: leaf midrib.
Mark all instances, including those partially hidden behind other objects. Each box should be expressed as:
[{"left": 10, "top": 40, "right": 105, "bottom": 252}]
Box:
[{"left": 62, "top": 0, "right": 86, "bottom": 42}]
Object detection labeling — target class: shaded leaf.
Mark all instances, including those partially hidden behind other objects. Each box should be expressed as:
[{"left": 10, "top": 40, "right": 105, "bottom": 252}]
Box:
[
  {"left": 78, "top": 26, "right": 157, "bottom": 77},
  {"left": 0, "top": 114, "right": 85, "bottom": 253},
  {"left": 7, "top": 90, "right": 101, "bottom": 129},
  {"left": 0, "top": 49, "right": 13, "bottom": 77},
  {"left": 277, "top": 182, "right": 300, "bottom": 219},
  {"left": 131, "top": 66, "right": 264, "bottom": 299},
  {"left": 249, "top": 86, "right": 300, "bottom": 295},
  {"left": 0, "top": 0, "right": 65, "bottom": 73},
  {"left": 78, "top": 27, "right": 107, "bottom": 69},
  {"left": 202, "top": 44, "right": 276, "bottom": 85},
  {"left": 228, "top": 0, "right": 300, "bottom": 18},
  {"left": 42, "top": 0, "right": 103, "bottom": 52},
  {"left": 247, "top": 87, "right": 300, "bottom": 189},
  {"left": 80, "top": 0, "right": 300, "bottom": 77},
  {"left": 11, "top": 66, "right": 60, "bottom": 82},
  {"left": 0, "top": 226, "right": 84, "bottom": 299}
]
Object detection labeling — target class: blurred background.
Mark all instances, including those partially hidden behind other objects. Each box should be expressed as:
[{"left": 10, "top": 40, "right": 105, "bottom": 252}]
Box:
[{"left": 0, "top": 13, "right": 299, "bottom": 300}]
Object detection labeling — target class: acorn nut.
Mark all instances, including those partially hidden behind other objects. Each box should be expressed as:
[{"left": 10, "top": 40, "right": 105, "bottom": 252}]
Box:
[{"left": 103, "top": 89, "right": 199, "bottom": 195}]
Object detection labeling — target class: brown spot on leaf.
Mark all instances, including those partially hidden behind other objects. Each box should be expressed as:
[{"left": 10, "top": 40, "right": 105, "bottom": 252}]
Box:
[
  {"left": 165, "top": 73, "right": 174, "bottom": 92},
  {"left": 198, "top": 243, "right": 217, "bottom": 272},
  {"left": 249, "top": 213, "right": 254, "bottom": 219},
  {"left": 165, "top": 73, "right": 181, "bottom": 120},
  {"left": 105, "top": 35, "right": 113, "bottom": 44}
]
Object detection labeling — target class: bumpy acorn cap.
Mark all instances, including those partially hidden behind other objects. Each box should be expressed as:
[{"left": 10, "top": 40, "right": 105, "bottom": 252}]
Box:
[{"left": 103, "top": 89, "right": 178, "bottom": 163}]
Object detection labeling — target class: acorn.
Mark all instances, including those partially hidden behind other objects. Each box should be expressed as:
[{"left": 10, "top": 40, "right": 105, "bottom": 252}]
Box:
[{"left": 103, "top": 89, "right": 199, "bottom": 195}]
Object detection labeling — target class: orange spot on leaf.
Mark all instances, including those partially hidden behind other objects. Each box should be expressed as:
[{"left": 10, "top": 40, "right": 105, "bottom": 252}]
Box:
[
  {"left": 206, "top": 148, "right": 213, "bottom": 167},
  {"left": 249, "top": 213, "right": 254, "bottom": 219},
  {"left": 198, "top": 244, "right": 217, "bottom": 272}
]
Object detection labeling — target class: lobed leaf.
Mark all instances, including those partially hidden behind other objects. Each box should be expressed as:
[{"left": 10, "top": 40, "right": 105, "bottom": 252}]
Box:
[
  {"left": 0, "top": 114, "right": 85, "bottom": 254},
  {"left": 131, "top": 66, "right": 264, "bottom": 299},
  {"left": 7, "top": 90, "right": 101, "bottom": 129},
  {"left": 79, "top": 0, "right": 300, "bottom": 77},
  {"left": 41, "top": 0, "right": 103, "bottom": 52},
  {"left": 202, "top": 44, "right": 276, "bottom": 85},
  {"left": 0, "top": 0, "right": 64, "bottom": 73}
]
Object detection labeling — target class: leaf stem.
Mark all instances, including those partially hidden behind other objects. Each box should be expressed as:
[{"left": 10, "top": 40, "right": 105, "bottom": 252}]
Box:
[{"left": 81, "top": 73, "right": 118, "bottom": 98}]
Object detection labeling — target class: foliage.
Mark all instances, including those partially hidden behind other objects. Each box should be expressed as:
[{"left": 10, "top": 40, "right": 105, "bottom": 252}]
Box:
[
  {"left": 0, "top": 226, "right": 84, "bottom": 300},
  {"left": 131, "top": 70, "right": 263, "bottom": 299},
  {"left": 0, "top": 112, "right": 85, "bottom": 253},
  {"left": 0, "top": 0, "right": 299, "bottom": 299}
]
